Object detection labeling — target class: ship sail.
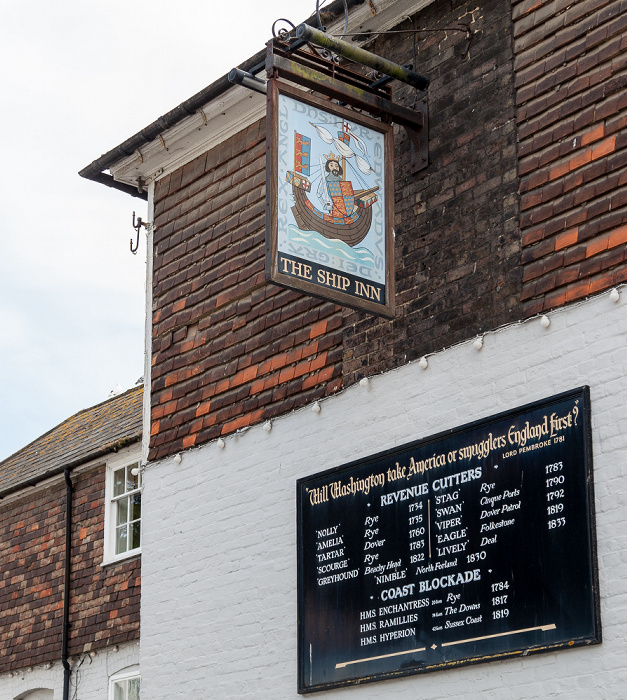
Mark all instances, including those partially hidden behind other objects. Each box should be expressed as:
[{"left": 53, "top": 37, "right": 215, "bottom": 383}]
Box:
[
  {"left": 286, "top": 122, "right": 380, "bottom": 247},
  {"left": 309, "top": 122, "right": 374, "bottom": 175}
]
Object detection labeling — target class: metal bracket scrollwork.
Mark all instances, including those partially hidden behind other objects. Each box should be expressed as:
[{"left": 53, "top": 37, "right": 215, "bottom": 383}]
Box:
[{"left": 272, "top": 18, "right": 296, "bottom": 40}]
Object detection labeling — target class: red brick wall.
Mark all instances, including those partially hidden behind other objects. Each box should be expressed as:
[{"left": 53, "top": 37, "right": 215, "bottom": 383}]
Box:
[
  {"left": 150, "top": 119, "right": 343, "bottom": 461},
  {"left": 69, "top": 468, "right": 140, "bottom": 650},
  {"left": 148, "top": 0, "right": 627, "bottom": 459},
  {"left": 149, "top": 0, "right": 524, "bottom": 460},
  {"left": 0, "top": 468, "right": 140, "bottom": 673},
  {"left": 514, "top": 0, "right": 627, "bottom": 315},
  {"left": 0, "top": 485, "right": 64, "bottom": 671}
]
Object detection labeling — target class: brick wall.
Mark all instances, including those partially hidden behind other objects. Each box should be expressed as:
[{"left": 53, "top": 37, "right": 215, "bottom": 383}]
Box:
[
  {"left": 0, "top": 467, "right": 140, "bottom": 674},
  {"left": 0, "top": 485, "right": 64, "bottom": 671},
  {"left": 148, "top": 0, "right": 627, "bottom": 458},
  {"left": 150, "top": 119, "right": 344, "bottom": 461},
  {"left": 513, "top": 0, "right": 627, "bottom": 315},
  {"left": 69, "top": 467, "right": 140, "bottom": 650},
  {"left": 341, "top": 0, "right": 523, "bottom": 384},
  {"left": 149, "top": 0, "right": 523, "bottom": 459}
]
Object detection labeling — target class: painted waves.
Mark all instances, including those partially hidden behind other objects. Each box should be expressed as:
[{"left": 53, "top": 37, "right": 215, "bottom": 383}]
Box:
[{"left": 288, "top": 225, "right": 374, "bottom": 269}]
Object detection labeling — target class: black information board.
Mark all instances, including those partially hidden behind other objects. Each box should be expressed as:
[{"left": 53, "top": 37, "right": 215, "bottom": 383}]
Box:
[{"left": 297, "top": 387, "right": 600, "bottom": 692}]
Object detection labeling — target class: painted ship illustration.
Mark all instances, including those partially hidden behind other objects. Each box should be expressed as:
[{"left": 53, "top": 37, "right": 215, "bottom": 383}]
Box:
[{"left": 285, "top": 120, "right": 379, "bottom": 247}]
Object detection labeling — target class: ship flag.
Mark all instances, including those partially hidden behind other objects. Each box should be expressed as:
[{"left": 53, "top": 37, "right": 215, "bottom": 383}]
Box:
[{"left": 294, "top": 133, "right": 311, "bottom": 176}]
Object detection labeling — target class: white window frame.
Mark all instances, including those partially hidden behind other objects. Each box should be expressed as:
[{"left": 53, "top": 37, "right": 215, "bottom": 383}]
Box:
[
  {"left": 108, "top": 666, "right": 141, "bottom": 700},
  {"left": 103, "top": 453, "right": 142, "bottom": 565}
]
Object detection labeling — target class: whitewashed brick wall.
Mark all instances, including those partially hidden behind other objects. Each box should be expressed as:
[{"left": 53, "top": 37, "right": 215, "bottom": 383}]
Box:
[
  {"left": 0, "top": 641, "right": 139, "bottom": 700},
  {"left": 141, "top": 291, "right": 627, "bottom": 699}
]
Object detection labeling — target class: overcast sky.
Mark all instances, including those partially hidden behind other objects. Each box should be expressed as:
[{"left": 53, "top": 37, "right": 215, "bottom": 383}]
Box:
[{"left": 0, "top": 0, "right": 317, "bottom": 461}]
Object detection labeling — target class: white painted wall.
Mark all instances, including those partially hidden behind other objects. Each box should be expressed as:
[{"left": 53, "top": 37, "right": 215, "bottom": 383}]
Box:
[
  {"left": 0, "top": 641, "right": 139, "bottom": 700},
  {"left": 140, "top": 290, "right": 627, "bottom": 699}
]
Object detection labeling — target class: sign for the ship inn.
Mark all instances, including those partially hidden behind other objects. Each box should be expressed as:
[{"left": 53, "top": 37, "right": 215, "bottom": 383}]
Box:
[{"left": 267, "top": 81, "right": 395, "bottom": 317}]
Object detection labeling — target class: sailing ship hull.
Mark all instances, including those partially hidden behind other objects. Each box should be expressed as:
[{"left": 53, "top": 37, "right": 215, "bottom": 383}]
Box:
[{"left": 291, "top": 185, "right": 373, "bottom": 247}]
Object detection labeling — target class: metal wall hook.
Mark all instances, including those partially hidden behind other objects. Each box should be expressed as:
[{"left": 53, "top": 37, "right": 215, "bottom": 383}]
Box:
[{"left": 131, "top": 211, "right": 146, "bottom": 255}]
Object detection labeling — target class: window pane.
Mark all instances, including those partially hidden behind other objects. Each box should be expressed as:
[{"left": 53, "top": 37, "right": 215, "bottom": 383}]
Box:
[
  {"left": 113, "top": 468, "right": 125, "bottom": 497},
  {"left": 128, "top": 677, "right": 140, "bottom": 700},
  {"left": 131, "top": 492, "right": 141, "bottom": 521},
  {"left": 115, "top": 525, "right": 128, "bottom": 554},
  {"left": 113, "top": 681, "right": 125, "bottom": 700},
  {"left": 131, "top": 520, "right": 141, "bottom": 550},
  {"left": 116, "top": 497, "right": 129, "bottom": 526},
  {"left": 127, "top": 466, "right": 139, "bottom": 492}
]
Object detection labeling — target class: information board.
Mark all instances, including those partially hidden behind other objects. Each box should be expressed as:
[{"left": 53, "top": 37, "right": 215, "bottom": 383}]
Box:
[{"left": 297, "top": 387, "right": 600, "bottom": 692}]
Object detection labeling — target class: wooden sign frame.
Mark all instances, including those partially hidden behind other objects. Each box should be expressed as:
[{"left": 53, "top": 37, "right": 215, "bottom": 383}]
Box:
[{"left": 266, "top": 80, "right": 395, "bottom": 318}]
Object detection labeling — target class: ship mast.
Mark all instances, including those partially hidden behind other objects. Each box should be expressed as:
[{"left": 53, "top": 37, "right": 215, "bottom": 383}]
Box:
[{"left": 341, "top": 120, "right": 347, "bottom": 181}]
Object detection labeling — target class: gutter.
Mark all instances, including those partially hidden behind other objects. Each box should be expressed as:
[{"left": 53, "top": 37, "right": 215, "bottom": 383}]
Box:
[
  {"left": 0, "top": 435, "right": 141, "bottom": 501},
  {"left": 78, "top": 48, "right": 266, "bottom": 201},
  {"left": 78, "top": 0, "right": 365, "bottom": 199}
]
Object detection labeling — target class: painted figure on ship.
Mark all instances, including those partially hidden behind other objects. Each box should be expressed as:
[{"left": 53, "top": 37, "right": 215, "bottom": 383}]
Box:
[{"left": 285, "top": 120, "right": 380, "bottom": 248}]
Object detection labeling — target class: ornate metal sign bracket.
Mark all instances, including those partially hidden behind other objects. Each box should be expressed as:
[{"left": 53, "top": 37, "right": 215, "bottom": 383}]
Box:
[{"left": 266, "top": 25, "right": 429, "bottom": 173}]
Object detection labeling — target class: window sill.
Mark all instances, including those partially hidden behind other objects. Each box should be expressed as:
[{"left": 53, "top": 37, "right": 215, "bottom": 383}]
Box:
[{"left": 101, "top": 551, "right": 142, "bottom": 568}]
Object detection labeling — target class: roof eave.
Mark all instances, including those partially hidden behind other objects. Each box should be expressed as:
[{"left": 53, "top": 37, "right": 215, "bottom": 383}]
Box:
[
  {"left": 78, "top": 0, "right": 372, "bottom": 197},
  {"left": 78, "top": 49, "right": 266, "bottom": 200},
  {"left": 0, "top": 434, "right": 142, "bottom": 501}
]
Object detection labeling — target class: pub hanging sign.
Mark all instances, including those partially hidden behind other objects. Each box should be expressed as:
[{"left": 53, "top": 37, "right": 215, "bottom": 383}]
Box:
[
  {"left": 297, "top": 387, "right": 600, "bottom": 692},
  {"left": 266, "top": 80, "right": 395, "bottom": 318}
]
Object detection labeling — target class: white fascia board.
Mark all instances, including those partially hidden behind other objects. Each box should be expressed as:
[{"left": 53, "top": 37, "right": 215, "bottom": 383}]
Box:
[
  {"left": 110, "top": 86, "right": 266, "bottom": 187},
  {"left": 109, "top": 0, "right": 435, "bottom": 189},
  {"left": 351, "top": 0, "right": 439, "bottom": 35}
]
